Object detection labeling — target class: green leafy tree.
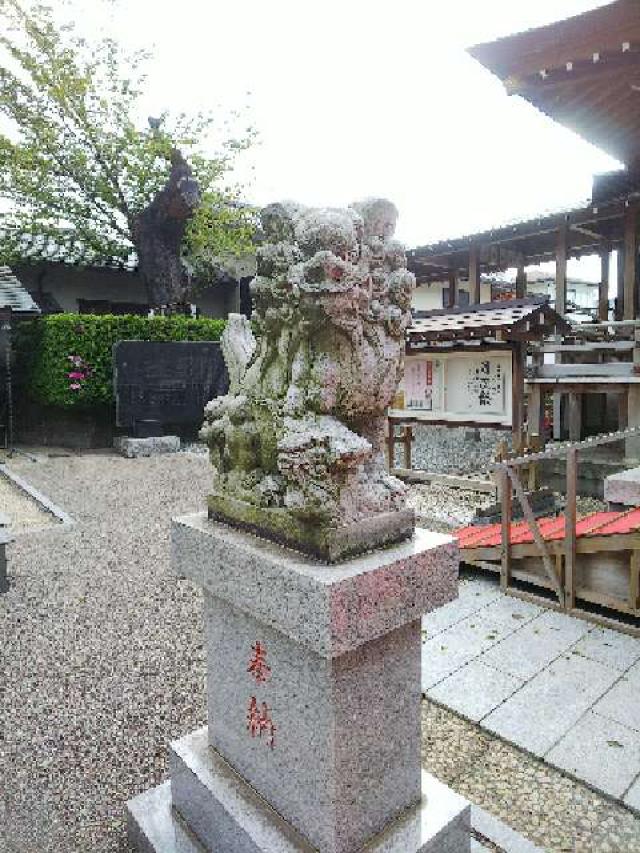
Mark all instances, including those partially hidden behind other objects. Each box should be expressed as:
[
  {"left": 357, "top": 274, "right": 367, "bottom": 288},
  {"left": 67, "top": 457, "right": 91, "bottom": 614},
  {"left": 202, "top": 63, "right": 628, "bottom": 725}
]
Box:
[{"left": 0, "top": 0, "right": 256, "bottom": 297}]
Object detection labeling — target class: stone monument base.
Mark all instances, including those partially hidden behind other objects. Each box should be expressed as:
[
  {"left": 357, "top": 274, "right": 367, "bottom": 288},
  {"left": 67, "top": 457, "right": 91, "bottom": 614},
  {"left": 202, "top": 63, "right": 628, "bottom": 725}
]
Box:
[
  {"left": 207, "top": 494, "right": 415, "bottom": 562},
  {"left": 115, "top": 436, "right": 181, "bottom": 459},
  {"left": 127, "top": 727, "right": 471, "bottom": 853},
  {"left": 604, "top": 465, "right": 640, "bottom": 507}
]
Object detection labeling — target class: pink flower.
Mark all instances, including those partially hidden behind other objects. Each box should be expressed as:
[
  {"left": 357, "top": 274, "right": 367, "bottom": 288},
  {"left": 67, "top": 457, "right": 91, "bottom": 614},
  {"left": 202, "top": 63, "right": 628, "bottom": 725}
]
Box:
[
  {"left": 68, "top": 371, "right": 85, "bottom": 380},
  {"left": 69, "top": 382, "right": 81, "bottom": 391}
]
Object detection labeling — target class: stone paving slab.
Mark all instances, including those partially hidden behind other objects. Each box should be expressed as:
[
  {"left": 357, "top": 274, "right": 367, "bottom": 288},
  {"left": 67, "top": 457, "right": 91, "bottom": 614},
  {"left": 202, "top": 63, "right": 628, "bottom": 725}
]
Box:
[
  {"left": 428, "top": 659, "right": 524, "bottom": 723},
  {"left": 422, "top": 577, "right": 640, "bottom": 806},
  {"left": 571, "top": 627, "right": 640, "bottom": 672},
  {"left": 421, "top": 576, "right": 502, "bottom": 638},
  {"left": 483, "top": 647, "right": 619, "bottom": 757},
  {"left": 622, "top": 659, "right": 640, "bottom": 685},
  {"left": 625, "top": 777, "right": 640, "bottom": 811},
  {"left": 422, "top": 613, "right": 519, "bottom": 690},
  {"left": 471, "top": 595, "right": 542, "bottom": 633},
  {"left": 421, "top": 595, "right": 542, "bottom": 692},
  {"left": 593, "top": 675, "right": 640, "bottom": 732},
  {"left": 479, "top": 609, "right": 591, "bottom": 681},
  {"left": 546, "top": 711, "right": 640, "bottom": 799}
]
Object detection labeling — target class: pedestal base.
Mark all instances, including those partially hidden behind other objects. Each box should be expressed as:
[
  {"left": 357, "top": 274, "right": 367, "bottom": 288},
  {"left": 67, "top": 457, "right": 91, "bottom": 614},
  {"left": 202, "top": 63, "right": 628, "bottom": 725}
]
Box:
[
  {"left": 127, "top": 727, "right": 471, "bottom": 853},
  {"left": 208, "top": 495, "right": 415, "bottom": 562},
  {"left": 115, "top": 436, "right": 180, "bottom": 458}
]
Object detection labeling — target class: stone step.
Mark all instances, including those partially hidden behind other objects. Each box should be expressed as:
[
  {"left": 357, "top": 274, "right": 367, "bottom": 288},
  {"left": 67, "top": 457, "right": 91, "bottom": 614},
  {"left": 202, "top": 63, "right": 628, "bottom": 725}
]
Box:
[
  {"left": 128, "top": 725, "right": 472, "bottom": 852},
  {"left": 471, "top": 806, "right": 543, "bottom": 853},
  {"left": 126, "top": 781, "right": 205, "bottom": 853}
]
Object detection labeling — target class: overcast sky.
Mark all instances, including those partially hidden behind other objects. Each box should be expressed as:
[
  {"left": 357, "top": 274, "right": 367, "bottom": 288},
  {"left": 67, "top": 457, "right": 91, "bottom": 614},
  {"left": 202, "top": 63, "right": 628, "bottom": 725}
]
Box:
[{"left": 84, "top": 1, "right": 621, "bottom": 278}]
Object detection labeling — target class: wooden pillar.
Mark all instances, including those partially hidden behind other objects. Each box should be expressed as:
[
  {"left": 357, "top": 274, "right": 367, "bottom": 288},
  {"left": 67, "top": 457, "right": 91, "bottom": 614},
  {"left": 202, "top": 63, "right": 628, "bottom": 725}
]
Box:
[
  {"left": 618, "top": 392, "right": 629, "bottom": 430},
  {"left": 528, "top": 346, "right": 544, "bottom": 442},
  {"left": 468, "top": 245, "right": 481, "bottom": 305},
  {"left": 553, "top": 393, "right": 563, "bottom": 440},
  {"left": 499, "top": 468, "right": 512, "bottom": 592},
  {"left": 527, "top": 384, "right": 544, "bottom": 442},
  {"left": 568, "top": 392, "right": 582, "bottom": 442},
  {"left": 515, "top": 261, "right": 527, "bottom": 299},
  {"left": 555, "top": 223, "right": 568, "bottom": 317},
  {"left": 511, "top": 343, "right": 525, "bottom": 452},
  {"left": 599, "top": 249, "right": 610, "bottom": 322},
  {"left": 627, "top": 327, "right": 640, "bottom": 459},
  {"left": 565, "top": 447, "right": 577, "bottom": 610},
  {"left": 403, "top": 425, "right": 413, "bottom": 470},
  {"left": 447, "top": 270, "right": 457, "bottom": 309},
  {"left": 617, "top": 247, "right": 625, "bottom": 320},
  {"left": 624, "top": 204, "right": 638, "bottom": 320},
  {"left": 386, "top": 419, "right": 395, "bottom": 471},
  {"left": 627, "top": 387, "right": 640, "bottom": 460},
  {"left": 553, "top": 226, "right": 567, "bottom": 441}
]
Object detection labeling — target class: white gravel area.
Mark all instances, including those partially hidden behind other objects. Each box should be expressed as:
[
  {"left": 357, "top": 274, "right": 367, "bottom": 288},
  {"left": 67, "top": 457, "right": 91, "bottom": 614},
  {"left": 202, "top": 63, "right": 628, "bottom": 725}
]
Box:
[
  {"left": 1, "top": 453, "right": 212, "bottom": 852},
  {"left": 408, "top": 483, "right": 495, "bottom": 532},
  {"left": 0, "top": 469, "right": 60, "bottom": 533},
  {"left": 407, "top": 484, "right": 607, "bottom": 535}
]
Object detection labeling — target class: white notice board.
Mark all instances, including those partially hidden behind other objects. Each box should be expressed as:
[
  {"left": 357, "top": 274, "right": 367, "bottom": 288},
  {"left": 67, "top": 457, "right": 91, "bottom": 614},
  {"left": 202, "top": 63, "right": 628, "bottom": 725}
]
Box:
[{"left": 394, "top": 351, "right": 512, "bottom": 426}]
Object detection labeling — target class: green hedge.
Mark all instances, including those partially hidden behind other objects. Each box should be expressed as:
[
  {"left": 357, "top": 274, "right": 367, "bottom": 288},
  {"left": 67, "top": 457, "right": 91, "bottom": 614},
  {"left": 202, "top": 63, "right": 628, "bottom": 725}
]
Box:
[{"left": 14, "top": 313, "right": 226, "bottom": 409}]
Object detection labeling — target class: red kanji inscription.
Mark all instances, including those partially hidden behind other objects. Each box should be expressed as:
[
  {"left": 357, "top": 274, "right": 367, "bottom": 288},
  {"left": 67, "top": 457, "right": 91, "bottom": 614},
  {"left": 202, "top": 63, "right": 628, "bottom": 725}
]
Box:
[
  {"left": 246, "top": 696, "right": 276, "bottom": 748},
  {"left": 247, "top": 641, "right": 271, "bottom": 683}
]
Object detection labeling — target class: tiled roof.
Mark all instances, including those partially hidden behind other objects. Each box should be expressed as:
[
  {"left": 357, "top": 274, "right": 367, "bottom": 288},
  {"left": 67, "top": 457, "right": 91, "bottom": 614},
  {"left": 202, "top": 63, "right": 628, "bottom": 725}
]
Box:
[
  {"left": 0, "top": 266, "right": 41, "bottom": 314},
  {"left": 408, "top": 298, "right": 569, "bottom": 343}
]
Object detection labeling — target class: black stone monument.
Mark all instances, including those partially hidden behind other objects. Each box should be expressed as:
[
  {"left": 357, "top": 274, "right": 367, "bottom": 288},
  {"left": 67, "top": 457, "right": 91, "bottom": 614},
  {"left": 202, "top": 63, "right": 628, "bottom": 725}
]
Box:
[{"left": 114, "top": 341, "right": 228, "bottom": 436}]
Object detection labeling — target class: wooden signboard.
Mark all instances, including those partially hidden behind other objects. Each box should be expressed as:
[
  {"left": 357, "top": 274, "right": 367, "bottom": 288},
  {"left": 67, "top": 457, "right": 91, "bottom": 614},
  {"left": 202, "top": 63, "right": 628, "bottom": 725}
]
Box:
[{"left": 394, "top": 351, "right": 512, "bottom": 426}]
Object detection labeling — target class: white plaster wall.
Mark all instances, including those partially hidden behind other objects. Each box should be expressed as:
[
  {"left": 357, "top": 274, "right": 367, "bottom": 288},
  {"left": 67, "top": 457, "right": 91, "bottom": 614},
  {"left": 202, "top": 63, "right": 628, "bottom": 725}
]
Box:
[
  {"left": 15, "top": 263, "right": 232, "bottom": 318},
  {"left": 412, "top": 280, "right": 492, "bottom": 312}
]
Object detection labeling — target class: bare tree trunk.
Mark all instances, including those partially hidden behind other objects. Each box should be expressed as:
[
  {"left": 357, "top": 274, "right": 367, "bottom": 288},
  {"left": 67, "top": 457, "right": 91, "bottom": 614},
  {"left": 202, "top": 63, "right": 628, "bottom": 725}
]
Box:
[{"left": 132, "top": 149, "right": 200, "bottom": 310}]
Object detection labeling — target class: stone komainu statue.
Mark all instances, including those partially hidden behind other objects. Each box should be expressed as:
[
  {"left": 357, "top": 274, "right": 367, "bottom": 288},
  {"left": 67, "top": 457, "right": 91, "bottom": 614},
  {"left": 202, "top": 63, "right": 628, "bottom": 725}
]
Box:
[{"left": 201, "top": 198, "right": 416, "bottom": 561}]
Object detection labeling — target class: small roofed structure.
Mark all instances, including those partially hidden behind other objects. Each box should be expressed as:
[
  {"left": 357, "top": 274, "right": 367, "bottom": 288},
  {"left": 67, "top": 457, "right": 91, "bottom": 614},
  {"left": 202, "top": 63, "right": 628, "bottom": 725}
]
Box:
[
  {"left": 408, "top": 297, "right": 569, "bottom": 348},
  {"left": 0, "top": 266, "right": 40, "bottom": 316},
  {"left": 0, "top": 267, "right": 39, "bottom": 449},
  {"left": 388, "top": 300, "right": 568, "bottom": 470}
]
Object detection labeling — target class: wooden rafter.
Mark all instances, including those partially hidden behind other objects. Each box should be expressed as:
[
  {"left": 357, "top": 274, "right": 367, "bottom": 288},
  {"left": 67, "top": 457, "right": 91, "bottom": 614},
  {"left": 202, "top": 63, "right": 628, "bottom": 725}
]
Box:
[{"left": 505, "top": 45, "right": 640, "bottom": 96}]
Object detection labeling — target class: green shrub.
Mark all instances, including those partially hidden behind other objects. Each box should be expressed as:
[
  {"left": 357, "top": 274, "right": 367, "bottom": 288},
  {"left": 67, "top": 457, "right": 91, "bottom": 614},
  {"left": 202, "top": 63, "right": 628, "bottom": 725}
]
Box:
[{"left": 13, "top": 313, "right": 226, "bottom": 409}]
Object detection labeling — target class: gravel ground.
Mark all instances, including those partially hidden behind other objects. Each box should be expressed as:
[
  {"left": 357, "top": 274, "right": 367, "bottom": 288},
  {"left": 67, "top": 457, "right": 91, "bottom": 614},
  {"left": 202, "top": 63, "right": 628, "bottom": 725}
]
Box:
[
  {"left": 408, "top": 483, "right": 495, "bottom": 532},
  {"left": 422, "top": 701, "right": 640, "bottom": 852},
  {"left": 407, "top": 483, "right": 607, "bottom": 535},
  {"left": 1, "top": 452, "right": 636, "bottom": 852},
  {"left": 1, "top": 453, "right": 211, "bottom": 853},
  {"left": 0, "top": 471, "right": 59, "bottom": 534}
]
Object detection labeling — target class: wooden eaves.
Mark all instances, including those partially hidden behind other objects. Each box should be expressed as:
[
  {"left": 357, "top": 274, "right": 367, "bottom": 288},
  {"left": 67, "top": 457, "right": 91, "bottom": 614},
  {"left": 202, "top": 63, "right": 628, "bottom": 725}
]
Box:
[
  {"left": 407, "top": 196, "right": 638, "bottom": 284},
  {"left": 468, "top": 0, "right": 640, "bottom": 167}
]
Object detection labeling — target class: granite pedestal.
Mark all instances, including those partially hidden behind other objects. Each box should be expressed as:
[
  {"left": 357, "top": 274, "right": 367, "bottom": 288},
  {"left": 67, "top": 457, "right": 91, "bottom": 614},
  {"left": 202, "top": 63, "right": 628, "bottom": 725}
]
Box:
[
  {"left": 128, "top": 512, "right": 466, "bottom": 853},
  {"left": 604, "top": 465, "right": 640, "bottom": 507},
  {"left": 114, "top": 435, "right": 180, "bottom": 458}
]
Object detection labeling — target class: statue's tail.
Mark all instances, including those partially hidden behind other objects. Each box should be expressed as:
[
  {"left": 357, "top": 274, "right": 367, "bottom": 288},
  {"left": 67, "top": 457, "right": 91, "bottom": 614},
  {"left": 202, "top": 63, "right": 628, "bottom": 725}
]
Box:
[{"left": 221, "top": 314, "right": 257, "bottom": 395}]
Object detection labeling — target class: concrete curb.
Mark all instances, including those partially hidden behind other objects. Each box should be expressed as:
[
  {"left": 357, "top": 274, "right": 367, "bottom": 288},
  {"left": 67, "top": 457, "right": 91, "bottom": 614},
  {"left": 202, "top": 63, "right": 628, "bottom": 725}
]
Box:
[{"left": 0, "top": 463, "right": 75, "bottom": 534}]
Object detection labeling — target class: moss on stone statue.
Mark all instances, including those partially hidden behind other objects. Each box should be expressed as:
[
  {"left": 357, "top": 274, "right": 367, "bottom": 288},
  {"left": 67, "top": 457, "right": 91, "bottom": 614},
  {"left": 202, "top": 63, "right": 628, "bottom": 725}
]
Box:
[
  {"left": 207, "top": 494, "right": 415, "bottom": 563},
  {"left": 201, "top": 198, "right": 416, "bottom": 561}
]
